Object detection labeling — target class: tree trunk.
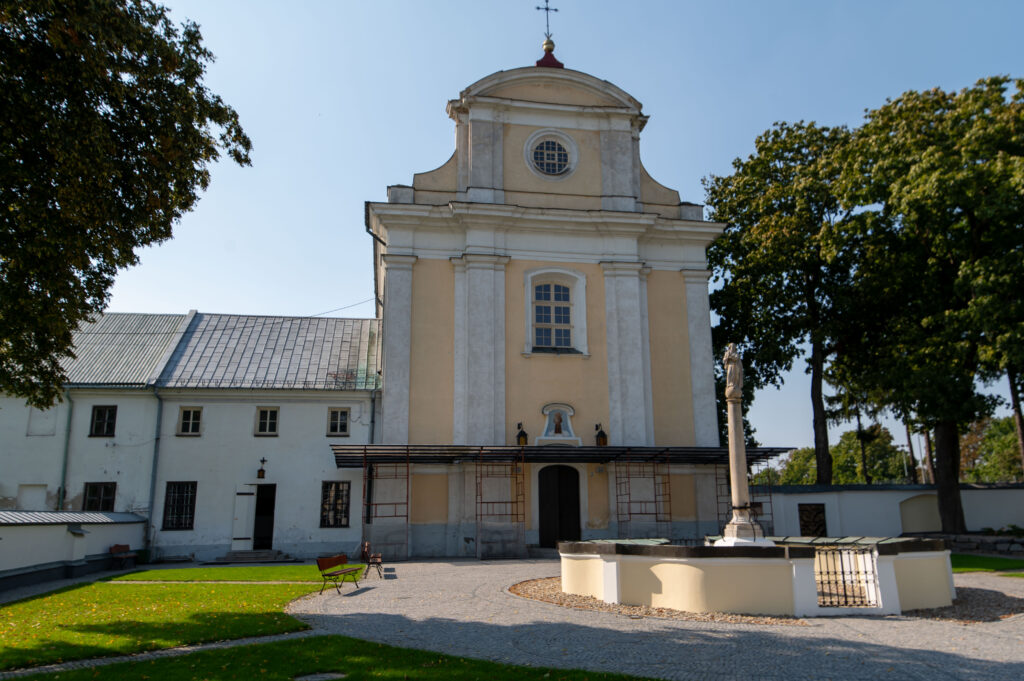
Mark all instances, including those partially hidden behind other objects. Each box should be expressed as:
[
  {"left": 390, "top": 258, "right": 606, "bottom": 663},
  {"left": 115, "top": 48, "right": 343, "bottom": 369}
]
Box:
[
  {"left": 904, "top": 422, "right": 919, "bottom": 484},
  {"left": 932, "top": 420, "right": 967, "bottom": 534},
  {"left": 810, "top": 344, "right": 832, "bottom": 484},
  {"left": 856, "top": 411, "right": 871, "bottom": 484},
  {"left": 1008, "top": 368, "right": 1024, "bottom": 476},
  {"left": 923, "top": 429, "right": 935, "bottom": 484}
]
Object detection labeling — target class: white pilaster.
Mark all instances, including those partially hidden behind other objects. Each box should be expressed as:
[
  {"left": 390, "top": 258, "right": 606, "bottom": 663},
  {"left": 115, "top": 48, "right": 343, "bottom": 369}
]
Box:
[
  {"left": 682, "top": 267, "right": 719, "bottom": 446},
  {"left": 602, "top": 262, "right": 652, "bottom": 445},
  {"left": 381, "top": 254, "right": 417, "bottom": 444},
  {"left": 452, "top": 254, "right": 509, "bottom": 444}
]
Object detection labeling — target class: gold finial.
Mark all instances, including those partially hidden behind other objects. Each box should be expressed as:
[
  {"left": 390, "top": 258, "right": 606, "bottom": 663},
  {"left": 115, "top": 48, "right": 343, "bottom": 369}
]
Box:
[{"left": 542, "top": 37, "right": 555, "bottom": 53}]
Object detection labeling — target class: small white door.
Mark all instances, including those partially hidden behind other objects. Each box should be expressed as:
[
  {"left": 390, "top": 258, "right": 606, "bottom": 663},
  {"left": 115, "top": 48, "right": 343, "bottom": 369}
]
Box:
[{"left": 231, "top": 485, "right": 256, "bottom": 551}]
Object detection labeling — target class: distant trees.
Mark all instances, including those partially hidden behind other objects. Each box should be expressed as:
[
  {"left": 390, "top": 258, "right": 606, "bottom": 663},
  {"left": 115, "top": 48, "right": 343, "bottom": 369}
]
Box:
[
  {"left": 707, "top": 77, "right": 1024, "bottom": 533},
  {"left": 960, "top": 417, "right": 1023, "bottom": 483},
  {"left": 772, "top": 428, "right": 909, "bottom": 485}
]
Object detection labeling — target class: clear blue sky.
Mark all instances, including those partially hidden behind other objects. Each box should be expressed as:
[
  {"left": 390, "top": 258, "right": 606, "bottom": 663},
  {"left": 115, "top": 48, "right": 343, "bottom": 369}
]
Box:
[{"left": 105, "top": 0, "right": 1023, "bottom": 451}]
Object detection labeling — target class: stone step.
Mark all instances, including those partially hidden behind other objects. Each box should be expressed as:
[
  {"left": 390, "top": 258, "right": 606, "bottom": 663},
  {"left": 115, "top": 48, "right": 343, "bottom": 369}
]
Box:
[{"left": 208, "top": 549, "right": 299, "bottom": 564}]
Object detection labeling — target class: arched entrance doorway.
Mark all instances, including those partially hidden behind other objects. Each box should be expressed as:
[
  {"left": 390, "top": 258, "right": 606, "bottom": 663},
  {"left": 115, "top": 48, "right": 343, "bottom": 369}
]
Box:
[{"left": 538, "top": 465, "right": 581, "bottom": 548}]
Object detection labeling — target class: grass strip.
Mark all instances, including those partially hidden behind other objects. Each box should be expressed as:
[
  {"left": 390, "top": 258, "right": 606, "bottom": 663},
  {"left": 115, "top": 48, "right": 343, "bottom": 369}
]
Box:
[
  {"left": 107, "top": 564, "right": 362, "bottom": 583},
  {"left": 20, "top": 634, "right": 650, "bottom": 681},
  {"left": 950, "top": 553, "right": 1024, "bottom": 573},
  {"left": 0, "top": 582, "right": 313, "bottom": 671}
]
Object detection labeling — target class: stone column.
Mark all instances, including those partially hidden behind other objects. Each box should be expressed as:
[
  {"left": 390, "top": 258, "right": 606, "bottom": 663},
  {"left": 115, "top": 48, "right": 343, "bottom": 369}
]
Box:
[
  {"left": 716, "top": 343, "right": 772, "bottom": 546},
  {"left": 602, "top": 262, "right": 654, "bottom": 445},
  {"left": 452, "top": 253, "right": 509, "bottom": 444},
  {"left": 682, "top": 266, "right": 720, "bottom": 446},
  {"left": 380, "top": 254, "right": 417, "bottom": 444}
]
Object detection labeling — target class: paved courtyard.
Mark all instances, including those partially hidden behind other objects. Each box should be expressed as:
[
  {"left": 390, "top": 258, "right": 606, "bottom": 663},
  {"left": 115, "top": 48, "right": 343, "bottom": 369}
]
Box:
[{"left": 291, "top": 559, "right": 1024, "bottom": 681}]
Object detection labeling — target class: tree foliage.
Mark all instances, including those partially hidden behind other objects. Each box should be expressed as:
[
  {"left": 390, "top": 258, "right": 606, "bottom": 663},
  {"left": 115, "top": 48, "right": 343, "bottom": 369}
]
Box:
[
  {"left": 960, "top": 416, "right": 1023, "bottom": 482},
  {"left": 829, "top": 77, "right": 1024, "bottom": 532},
  {"left": 704, "top": 122, "right": 852, "bottom": 484},
  {"left": 773, "top": 428, "right": 909, "bottom": 485},
  {"left": 0, "top": 0, "right": 251, "bottom": 406}
]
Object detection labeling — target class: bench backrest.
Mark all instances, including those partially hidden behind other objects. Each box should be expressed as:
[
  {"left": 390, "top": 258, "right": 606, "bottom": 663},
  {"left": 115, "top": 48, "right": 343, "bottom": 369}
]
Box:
[
  {"left": 316, "top": 554, "right": 349, "bottom": 572},
  {"left": 110, "top": 544, "right": 131, "bottom": 554}
]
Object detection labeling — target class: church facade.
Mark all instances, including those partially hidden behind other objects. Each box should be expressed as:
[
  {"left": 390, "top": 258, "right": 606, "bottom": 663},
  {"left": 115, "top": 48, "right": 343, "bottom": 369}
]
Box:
[{"left": 0, "top": 47, "right": 783, "bottom": 569}]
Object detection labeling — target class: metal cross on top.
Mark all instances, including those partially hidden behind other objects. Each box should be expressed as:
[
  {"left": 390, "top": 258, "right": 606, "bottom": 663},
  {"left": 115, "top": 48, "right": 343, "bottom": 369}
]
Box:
[{"left": 536, "top": 0, "right": 558, "bottom": 38}]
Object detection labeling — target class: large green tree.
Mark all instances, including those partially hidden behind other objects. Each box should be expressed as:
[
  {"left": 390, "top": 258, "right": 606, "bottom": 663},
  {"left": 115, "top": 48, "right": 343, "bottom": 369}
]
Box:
[
  {"left": 705, "top": 121, "right": 853, "bottom": 483},
  {"left": 0, "top": 0, "right": 251, "bottom": 406},
  {"left": 960, "top": 416, "right": 1023, "bottom": 482},
  {"left": 832, "top": 77, "right": 1024, "bottom": 533},
  {"left": 774, "top": 427, "right": 909, "bottom": 485}
]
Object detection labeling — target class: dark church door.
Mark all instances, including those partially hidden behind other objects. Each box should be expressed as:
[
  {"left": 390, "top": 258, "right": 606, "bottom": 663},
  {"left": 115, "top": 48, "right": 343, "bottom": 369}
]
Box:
[
  {"left": 253, "top": 484, "right": 276, "bottom": 550},
  {"left": 538, "top": 465, "right": 580, "bottom": 548}
]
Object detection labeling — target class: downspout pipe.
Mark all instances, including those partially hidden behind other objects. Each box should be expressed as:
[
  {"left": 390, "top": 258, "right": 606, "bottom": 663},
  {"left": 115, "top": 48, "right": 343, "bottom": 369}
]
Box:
[
  {"left": 57, "top": 389, "right": 74, "bottom": 510},
  {"left": 144, "top": 388, "right": 164, "bottom": 556}
]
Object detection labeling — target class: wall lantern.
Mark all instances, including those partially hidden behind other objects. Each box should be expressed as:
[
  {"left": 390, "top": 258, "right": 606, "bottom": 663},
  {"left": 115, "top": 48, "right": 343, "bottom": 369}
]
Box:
[
  {"left": 515, "top": 422, "right": 529, "bottom": 446},
  {"left": 257, "top": 457, "right": 267, "bottom": 479},
  {"left": 595, "top": 423, "right": 608, "bottom": 447}
]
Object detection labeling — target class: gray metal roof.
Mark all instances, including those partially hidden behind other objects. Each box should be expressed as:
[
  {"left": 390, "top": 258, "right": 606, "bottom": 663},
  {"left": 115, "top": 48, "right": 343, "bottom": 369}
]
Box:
[
  {"left": 64, "top": 313, "right": 188, "bottom": 386},
  {"left": 0, "top": 510, "right": 145, "bottom": 526},
  {"left": 158, "top": 314, "right": 382, "bottom": 390}
]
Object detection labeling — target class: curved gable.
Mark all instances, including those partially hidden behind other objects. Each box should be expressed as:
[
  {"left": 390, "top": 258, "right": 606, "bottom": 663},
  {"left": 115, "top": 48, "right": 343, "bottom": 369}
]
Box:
[{"left": 462, "top": 67, "right": 642, "bottom": 112}]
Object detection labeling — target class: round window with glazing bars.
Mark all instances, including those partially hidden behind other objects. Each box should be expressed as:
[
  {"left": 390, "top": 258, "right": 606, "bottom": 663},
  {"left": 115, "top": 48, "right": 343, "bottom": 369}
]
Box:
[{"left": 532, "top": 139, "right": 569, "bottom": 175}]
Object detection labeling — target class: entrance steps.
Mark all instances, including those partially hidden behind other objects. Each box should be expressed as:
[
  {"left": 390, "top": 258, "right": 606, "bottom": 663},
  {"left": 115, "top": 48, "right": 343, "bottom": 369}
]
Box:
[{"left": 208, "top": 549, "right": 299, "bottom": 564}]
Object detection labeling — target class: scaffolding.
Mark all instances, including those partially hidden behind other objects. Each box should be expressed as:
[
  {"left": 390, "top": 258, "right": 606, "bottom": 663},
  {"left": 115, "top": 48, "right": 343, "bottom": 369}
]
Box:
[
  {"left": 361, "top": 454, "right": 409, "bottom": 561},
  {"left": 715, "top": 459, "right": 776, "bottom": 536},
  {"left": 475, "top": 450, "right": 526, "bottom": 558},
  {"left": 614, "top": 452, "right": 672, "bottom": 540}
]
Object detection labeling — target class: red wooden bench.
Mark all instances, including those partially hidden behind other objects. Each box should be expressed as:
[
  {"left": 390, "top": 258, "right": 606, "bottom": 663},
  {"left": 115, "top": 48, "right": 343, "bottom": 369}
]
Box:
[
  {"left": 316, "top": 554, "right": 361, "bottom": 594},
  {"left": 361, "top": 541, "right": 383, "bottom": 578},
  {"left": 109, "top": 544, "right": 138, "bottom": 569}
]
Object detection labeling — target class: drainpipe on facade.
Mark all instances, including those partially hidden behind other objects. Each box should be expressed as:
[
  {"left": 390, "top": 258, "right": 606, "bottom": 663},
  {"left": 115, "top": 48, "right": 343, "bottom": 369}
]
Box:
[
  {"left": 369, "top": 389, "right": 378, "bottom": 444},
  {"left": 144, "top": 388, "right": 164, "bottom": 556},
  {"left": 56, "top": 389, "right": 74, "bottom": 510}
]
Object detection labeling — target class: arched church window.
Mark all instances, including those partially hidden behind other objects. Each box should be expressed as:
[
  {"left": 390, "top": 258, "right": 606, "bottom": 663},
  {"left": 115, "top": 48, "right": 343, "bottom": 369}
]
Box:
[
  {"left": 534, "top": 283, "right": 572, "bottom": 350},
  {"left": 523, "top": 267, "right": 588, "bottom": 357}
]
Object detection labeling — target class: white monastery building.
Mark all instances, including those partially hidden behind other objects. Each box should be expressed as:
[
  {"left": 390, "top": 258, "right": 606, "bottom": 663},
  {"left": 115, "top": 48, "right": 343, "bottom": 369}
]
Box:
[{"left": 0, "top": 44, "right": 785, "bottom": 570}]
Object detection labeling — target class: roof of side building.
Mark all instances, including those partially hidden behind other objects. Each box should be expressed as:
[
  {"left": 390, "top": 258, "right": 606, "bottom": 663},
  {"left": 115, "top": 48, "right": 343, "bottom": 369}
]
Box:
[
  {"left": 158, "top": 313, "right": 381, "bottom": 390},
  {"left": 64, "top": 313, "right": 188, "bottom": 386}
]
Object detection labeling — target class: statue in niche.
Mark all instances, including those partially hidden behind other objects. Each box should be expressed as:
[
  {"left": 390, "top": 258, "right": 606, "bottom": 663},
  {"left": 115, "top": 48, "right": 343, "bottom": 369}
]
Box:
[
  {"left": 553, "top": 411, "right": 563, "bottom": 434},
  {"left": 724, "top": 343, "right": 743, "bottom": 400}
]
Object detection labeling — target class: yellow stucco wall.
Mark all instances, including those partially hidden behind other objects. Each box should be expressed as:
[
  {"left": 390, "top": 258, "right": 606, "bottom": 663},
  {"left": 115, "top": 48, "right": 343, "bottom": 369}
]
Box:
[
  {"left": 669, "top": 474, "right": 697, "bottom": 521},
  {"left": 618, "top": 558, "right": 795, "bottom": 615},
  {"left": 485, "top": 82, "right": 624, "bottom": 108},
  {"left": 587, "top": 463, "right": 609, "bottom": 529},
  {"left": 639, "top": 164, "right": 682, "bottom": 218},
  {"left": 505, "top": 260, "right": 609, "bottom": 445},
  {"left": 410, "top": 473, "right": 449, "bottom": 524},
  {"left": 899, "top": 494, "right": 942, "bottom": 533},
  {"left": 503, "top": 125, "right": 603, "bottom": 205},
  {"left": 561, "top": 555, "right": 606, "bottom": 599},
  {"left": 413, "top": 152, "right": 457, "bottom": 192},
  {"left": 646, "top": 270, "right": 695, "bottom": 445},
  {"left": 893, "top": 553, "right": 954, "bottom": 610},
  {"left": 408, "top": 258, "right": 455, "bottom": 443}
]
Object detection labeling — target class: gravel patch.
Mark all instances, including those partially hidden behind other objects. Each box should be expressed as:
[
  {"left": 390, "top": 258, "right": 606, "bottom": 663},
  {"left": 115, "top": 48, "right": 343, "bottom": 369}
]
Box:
[
  {"left": 509, "top": 576, "right": 809, "bottom": 626},
  {"left": 903, "top": 585, "right": 1024, "bottom": 623}
]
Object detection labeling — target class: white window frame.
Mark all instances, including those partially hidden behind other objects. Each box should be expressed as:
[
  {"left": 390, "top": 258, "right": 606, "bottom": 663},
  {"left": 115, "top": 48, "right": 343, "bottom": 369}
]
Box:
[
  {"left": 254, "top": 407, "right": 279, "bottom": 437},
  {"left": 326, "top": 407, "right": 350, "bottom": 437},
  {"left": 523, "top": 267, "right": 588, "bottom": 356},
  {"left": 177, "top": 407, "right": 202, "bottom": 436}
]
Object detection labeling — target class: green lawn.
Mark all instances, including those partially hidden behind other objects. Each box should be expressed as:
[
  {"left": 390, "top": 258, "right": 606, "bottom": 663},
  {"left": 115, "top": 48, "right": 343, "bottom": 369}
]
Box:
[
  {"left": 20, "top": 635, "right": 648, "bottom": 681},
  {"left": 0, "top": 582, "right": 313, "bottom": 671},
  {"left": 107, "top": 564, "right": 362, "bottom": 583},
  {"left": 950, "top": 553, "right": 1024, "bottom": 573}
]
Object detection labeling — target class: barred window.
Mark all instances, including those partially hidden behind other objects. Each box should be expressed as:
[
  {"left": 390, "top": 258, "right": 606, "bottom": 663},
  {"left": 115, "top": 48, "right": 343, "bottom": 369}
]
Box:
[
  {"left": 83, "top": 482, "right": 116, "bottom": 511},
  {"left": 177, "top": 407, "right": 202, "bottom": 436},
  {"left": 320, "top": 481, "right": 351, "bottom": 528},
  {"left": 162, "top": 481, "right": 197, "bottom": 530},
  {"left": 89, "top": 406, "right": 117, "bottom": 437},
  {"left": 532, "top": 139, "right": 569, "bottom": 175},
  {"left": 327, "top": 408, "right": 349, "bottom": 437}
]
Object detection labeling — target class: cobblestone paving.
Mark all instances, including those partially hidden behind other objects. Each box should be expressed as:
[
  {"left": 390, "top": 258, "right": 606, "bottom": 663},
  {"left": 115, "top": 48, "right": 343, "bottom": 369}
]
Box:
[
  {"left": 3, "top": 561, "right": 1022, "bottom": 680},
  {"left": 291, "top": 560, "right": 1024, "bottom": 681}
]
